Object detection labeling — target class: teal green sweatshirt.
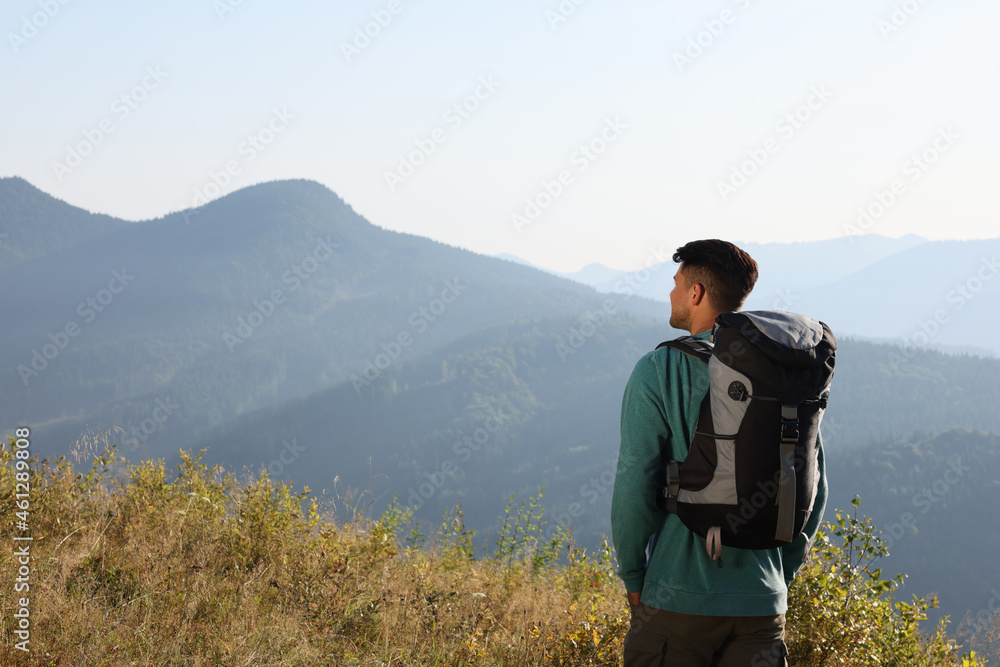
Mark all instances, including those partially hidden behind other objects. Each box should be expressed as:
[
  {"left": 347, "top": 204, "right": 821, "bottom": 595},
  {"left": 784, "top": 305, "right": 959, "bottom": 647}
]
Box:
[{"left": 610, "top": 333, "right": 827, "bottom": 616}]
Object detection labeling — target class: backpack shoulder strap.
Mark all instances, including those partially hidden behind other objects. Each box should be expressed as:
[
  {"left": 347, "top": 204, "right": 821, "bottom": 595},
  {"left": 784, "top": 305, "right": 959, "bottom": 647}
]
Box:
[{"left": 655, "top": 336, "right": 714, "bottom": 363}]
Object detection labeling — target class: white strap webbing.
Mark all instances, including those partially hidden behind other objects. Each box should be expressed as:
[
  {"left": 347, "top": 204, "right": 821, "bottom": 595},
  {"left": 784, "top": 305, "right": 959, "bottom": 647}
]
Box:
[{"left": 706, "top": 526, "right": 723, "bottom": 561}]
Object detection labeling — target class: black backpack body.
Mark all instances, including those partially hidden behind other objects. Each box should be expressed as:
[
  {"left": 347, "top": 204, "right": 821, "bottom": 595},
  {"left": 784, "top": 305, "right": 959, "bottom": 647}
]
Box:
[{"left": 657, "top": 311, "right": 836, "bottom": 553}]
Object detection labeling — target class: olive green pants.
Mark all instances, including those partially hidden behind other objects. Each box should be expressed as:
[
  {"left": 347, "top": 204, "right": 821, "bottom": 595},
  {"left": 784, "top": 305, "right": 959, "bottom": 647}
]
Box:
[{"left": 624, "top": 603, "right": 788, "bottom": 667}]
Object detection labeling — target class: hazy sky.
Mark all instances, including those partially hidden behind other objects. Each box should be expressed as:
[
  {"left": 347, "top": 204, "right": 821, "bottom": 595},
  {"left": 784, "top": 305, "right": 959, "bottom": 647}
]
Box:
[{"left": 3, "top": 0, "right": 998, "bottom": 271}]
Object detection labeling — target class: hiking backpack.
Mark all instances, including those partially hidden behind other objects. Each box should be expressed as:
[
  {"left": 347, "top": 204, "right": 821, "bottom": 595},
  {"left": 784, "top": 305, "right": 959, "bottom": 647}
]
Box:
[{"left": 656, "top": 310, "right": 836, "bottom": 561}]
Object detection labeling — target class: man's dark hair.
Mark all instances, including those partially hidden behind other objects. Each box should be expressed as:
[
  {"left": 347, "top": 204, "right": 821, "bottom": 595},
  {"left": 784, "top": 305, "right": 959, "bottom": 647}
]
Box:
[{"left": 673, "top": 239, "right": 758, "bottom": 312}]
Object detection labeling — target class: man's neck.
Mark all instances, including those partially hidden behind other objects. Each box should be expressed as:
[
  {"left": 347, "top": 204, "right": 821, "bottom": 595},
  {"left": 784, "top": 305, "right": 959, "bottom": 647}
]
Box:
[{"left": 689, "top": 311, "right": 724, "bottom": 336}]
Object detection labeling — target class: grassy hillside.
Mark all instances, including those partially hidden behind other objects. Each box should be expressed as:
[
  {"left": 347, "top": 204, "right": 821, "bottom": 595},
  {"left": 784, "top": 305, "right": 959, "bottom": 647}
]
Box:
[{"left": 0, "top": 438, "right": 987, "bottom": 666}]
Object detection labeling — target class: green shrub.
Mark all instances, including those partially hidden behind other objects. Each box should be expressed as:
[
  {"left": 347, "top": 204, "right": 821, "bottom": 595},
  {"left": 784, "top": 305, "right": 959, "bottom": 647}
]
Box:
[{"left": 787, "top": 498, "right": 986, "bottom": 666}]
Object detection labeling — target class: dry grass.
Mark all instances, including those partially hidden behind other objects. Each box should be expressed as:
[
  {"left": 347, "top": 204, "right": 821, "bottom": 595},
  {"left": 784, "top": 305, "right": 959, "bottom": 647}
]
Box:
[
  {"left": 0, "top": 437, "right": 985, "bottom": 666},
  {"left": 0, "top": 441, "right": 626, "bottom": 666}
]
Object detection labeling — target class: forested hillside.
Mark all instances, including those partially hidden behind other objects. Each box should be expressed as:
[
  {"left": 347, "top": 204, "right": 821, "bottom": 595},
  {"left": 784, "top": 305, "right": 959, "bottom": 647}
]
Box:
[
  {"left": 0, "top": 177, "right": 663, "bottom": 450},
  {"left": 0, "top": 176, "right": 128, "bottom": 266},
  {"left": 826, "top": 340, "right": 1000, "bottom": 444},
  {"left": 189, "top": 325, "right": 1000, "bottom": 556},
  {"left": 826, "top": 428, "right": 1000, "bottom": 636}
]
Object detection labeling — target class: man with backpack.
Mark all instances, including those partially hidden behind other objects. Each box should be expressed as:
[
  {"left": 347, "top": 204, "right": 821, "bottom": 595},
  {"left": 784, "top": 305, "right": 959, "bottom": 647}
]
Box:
[{"left": 611, "top": 239, "right": 830, "bottom": 666}]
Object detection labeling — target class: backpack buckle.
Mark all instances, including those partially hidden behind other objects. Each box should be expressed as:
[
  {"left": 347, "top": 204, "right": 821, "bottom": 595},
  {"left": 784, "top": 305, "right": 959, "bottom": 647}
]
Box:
[
  {"left": 780, "top": 405, "right": 799, "bottom": 443},
  {"left": 663, "top": 460, "right": 680, "bottom": 513}
]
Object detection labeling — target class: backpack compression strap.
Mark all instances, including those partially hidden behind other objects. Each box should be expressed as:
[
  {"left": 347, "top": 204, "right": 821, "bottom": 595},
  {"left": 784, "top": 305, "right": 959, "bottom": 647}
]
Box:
[
  {"left": 656, "top": 336, "right": 714, "bottom": 363},
  {"left": 776, "top": 405, "right": 799, "bottom": 544}
]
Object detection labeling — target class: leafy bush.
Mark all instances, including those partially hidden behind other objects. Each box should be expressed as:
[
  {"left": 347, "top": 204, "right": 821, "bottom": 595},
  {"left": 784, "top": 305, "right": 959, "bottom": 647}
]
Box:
[{"left": 787, "top": 498, "right": 985, "bottom": 666}]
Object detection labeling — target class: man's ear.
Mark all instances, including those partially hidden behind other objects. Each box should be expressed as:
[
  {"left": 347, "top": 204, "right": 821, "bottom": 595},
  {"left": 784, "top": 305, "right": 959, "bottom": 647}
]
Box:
[{"left": 691, "top": 282, "right": 706, "bottom": 306}]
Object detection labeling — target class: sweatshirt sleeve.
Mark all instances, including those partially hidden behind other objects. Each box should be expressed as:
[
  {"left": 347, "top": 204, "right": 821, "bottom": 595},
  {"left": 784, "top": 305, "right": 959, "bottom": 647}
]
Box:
[
  {"left": 611, "top": 353, "right": 670, "bottom": 593},
  {"left": 780, "top": 430, "right": 828, "bottom": 585}
]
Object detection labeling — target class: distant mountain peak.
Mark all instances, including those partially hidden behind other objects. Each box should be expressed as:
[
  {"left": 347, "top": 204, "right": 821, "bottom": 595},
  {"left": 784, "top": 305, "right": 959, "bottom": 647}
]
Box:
[{"left": 178, "top": 178, "right": 354, "bottom": 217}]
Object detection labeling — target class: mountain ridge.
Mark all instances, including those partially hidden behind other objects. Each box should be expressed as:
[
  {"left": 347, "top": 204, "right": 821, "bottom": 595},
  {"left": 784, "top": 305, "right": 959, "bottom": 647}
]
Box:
[
  {"left": 0, "top": 176, "right": 130, "bottom": 267},
  {"left": 0, "top": 177, "right": 666, "bottom": 447}
]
